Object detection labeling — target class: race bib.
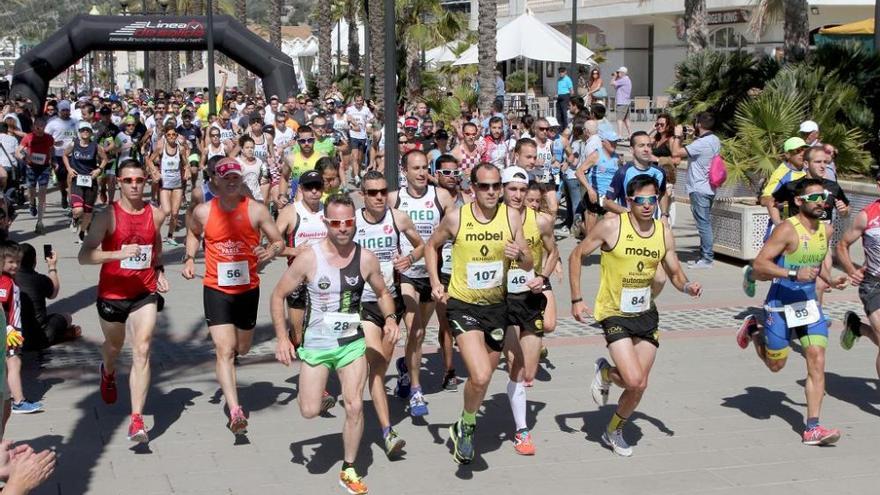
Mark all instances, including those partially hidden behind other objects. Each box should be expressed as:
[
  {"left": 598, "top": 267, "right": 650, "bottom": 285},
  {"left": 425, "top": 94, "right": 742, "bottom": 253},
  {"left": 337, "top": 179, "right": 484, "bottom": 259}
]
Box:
[
  {"left": 440, "top": 244, "right": 454, "bottom": 275},
  {"left": 506, "top": 268, "right": 534, "bottom": 293},
  {"left": 217, "top": 260, "right": 250, "bottom": 287},
  {"left": 76, "top": 175, "right": 93, "bottom": 187},
  {"left": 120, "top": 244, "right": 152, "bottom": 270},
  {"left": 466, "top": 261, "right": 503, "bottom": 290},
  {"left": 620, "top": 286, "right": 651, "bottom": 313},
  {"left": 783, "top": 299, "right": 820, "bottom": 328},
  {"left": 318, "top": 311, "right": 361, "bottom": 339},
  {"left": 30, "top": 153, "right": 47, "bottom": 165}
]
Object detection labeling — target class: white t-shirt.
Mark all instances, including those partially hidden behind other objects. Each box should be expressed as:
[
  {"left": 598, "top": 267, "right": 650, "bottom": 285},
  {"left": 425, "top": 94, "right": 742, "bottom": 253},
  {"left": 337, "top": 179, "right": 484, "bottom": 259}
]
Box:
[
  {"left": 0, "top": 134, "right": 18, "bottom": 169},
  {"left": 44, "top": 116, "right": 79, "bottom": 157},
  {"left": 345, "top": 106, "right": 374, "bottom": 140}
]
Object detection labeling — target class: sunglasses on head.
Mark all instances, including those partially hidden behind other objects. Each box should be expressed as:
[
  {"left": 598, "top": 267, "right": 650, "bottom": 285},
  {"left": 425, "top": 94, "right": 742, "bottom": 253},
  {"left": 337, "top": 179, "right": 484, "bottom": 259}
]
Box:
[
  {"left": 298, "top": 137, "right": 315, "bottom": 144},
  {"left": 798, "top": 191, "right": 829, "bottom": 203},
  {"left": 325, "top": 217, "right": 356, "bottom": 228},
  {"left": 629, "top": 195, "right": 658, "bottom": 205},
  {"left": 437, "top": 169, "right": 462, "bottom": 177},
  {"left": 475, "top": 182, "right": 502, "bottom": 192},
  {"left": 120, "top": 177, "right": 146, "bottom": 185},
  {"left": 365, "top": 188, "right": 388, "bottom": 197}
]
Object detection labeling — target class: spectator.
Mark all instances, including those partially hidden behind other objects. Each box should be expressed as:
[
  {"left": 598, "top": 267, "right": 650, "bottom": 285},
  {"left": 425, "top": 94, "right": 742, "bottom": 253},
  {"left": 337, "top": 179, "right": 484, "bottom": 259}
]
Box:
[
  {"left": 611, "top": 66, "right": 632, "bottom": 138},
  {"left": 0, "top": 123, "right": 16, "bottom": 193},
  {"left": 16, "top": 244, "right": 81, "bottom": 351},
  {"left": 670, "top": 111, "right": 721, "bottom": 269},
  {"left": 799, "top": 120, "right": 837, "bottom": 181},
  {"left": 587, "top": 67, "right": 606, "bottom": 105},
  {"left": 651, "top": 113, "right": 681, "bottom": 225},
  {"left": 556, "top": 67, "right": 574, "bottom": 130},
  {"left": 0, "top": 439, "right": 56, "bottom": 494}
]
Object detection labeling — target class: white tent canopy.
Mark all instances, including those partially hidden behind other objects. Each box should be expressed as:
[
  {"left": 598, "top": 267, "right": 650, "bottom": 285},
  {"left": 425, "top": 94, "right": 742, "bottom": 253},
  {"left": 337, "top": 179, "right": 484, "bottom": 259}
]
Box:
[
  {"left": 175, "top": 65, "right": 238, "bottom": 90},
  {"left": 453, "top": 12, "right": 594, "bottom": 66},
  {"left": 425, "top": 42, "right": 459, "bottom": 67}
]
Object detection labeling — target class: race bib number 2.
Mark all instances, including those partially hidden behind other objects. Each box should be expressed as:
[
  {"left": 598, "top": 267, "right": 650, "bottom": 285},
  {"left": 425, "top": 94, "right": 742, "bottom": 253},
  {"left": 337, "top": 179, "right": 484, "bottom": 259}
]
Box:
[
  {"left": 217, "top": 261, "right": 250, "bottom": 287},
  {"left": 120, "top": 244, "right": 153, "bottom": 270},
  {"left": 466, "top": 261, "right": 503, "bottom": 290}
]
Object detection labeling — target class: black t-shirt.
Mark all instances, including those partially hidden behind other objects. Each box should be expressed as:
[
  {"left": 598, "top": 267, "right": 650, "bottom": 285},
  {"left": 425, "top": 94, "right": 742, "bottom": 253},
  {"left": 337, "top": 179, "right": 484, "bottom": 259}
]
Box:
[
  {"left": 15, "top": 268, "right": 53, "bottom": 331},
  {"left": 177, "top": 124, "right": 202, "bottom": 154},
  {"left": 773, "top": 177, "right": 849, "bottom": 221},
  {"left": 94, "top": 121, "right": 120, "bottom": 148}
]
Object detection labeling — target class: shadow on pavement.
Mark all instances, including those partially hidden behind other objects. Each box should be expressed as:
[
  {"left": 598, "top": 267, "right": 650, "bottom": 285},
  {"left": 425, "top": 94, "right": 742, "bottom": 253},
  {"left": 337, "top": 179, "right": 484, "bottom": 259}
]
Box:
[
  {"left": 803, "top": 372, "right": 880, "bottom": 417},
  {"left": 148, "top": 387, "right": 203, "bottom": 441},
  {"left": 720, "top": 386, "right": 806, "bottom": 435},
  {"left": 554, "top": 405, "right": 673, "bottom": 449}
]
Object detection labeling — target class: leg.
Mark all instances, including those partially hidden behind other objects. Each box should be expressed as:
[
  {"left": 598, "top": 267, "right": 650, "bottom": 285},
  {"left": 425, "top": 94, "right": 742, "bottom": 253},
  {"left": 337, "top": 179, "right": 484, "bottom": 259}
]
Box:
[
  {"left": 457, "top": 331, "right": 502, "bottom": 414},
  {"left": 297, "top": 362, "right": 331, "bottom": 419},
  {"left": 803, "top": 344, "right": 826, "bottom": 420},
  {"left": 336, "top": 356, "right": 368, "bottom": 464},
  {"left": 688, "top": 192, "right": 714, "bottom": 263},
  {"left": 606, "top": 338, "right": 658, "bottom": 419},
  {"left": 236, "top": 327, "right": 255, "bottom": 356},
  {"left": 99, "top": 318, "right": 127, "bottom": 375},
  {"left": 126, "top": 303, "right": 158, "bottom": 415},
  {"left": 865, "top": 310, "right": 880, "bottom": 377},
  {"left": 209, "top": 324, "right": 241, "bottom": 410},
  {"left": 106, "top": 174, "right": 117, "bottom": 203},
  {"left": 542, "top": 289, "right": 557, "bottom": 334},
  {"left": 519, "top": 332, "right": 543, "bottom": 384},
  {"left": 168, "top": 189, "right": 183, "bottom": 237},
  {"left": 288, "top": 307, "right": 306, "bottom": 347},
  {"left": 6, "top": 356, "right": 23, "bottom": 403},
  {"left": 159, "top": 189, "right": 172, "bottom": 220},
  {"left": 400, "top": 285, "right": 431, "bottom": 391},
  {"left": 362, "top": 322, "right": 395, "bottom": 430},
  {"left": 436, "top": 298, "right": 455, "bottom": 375}
]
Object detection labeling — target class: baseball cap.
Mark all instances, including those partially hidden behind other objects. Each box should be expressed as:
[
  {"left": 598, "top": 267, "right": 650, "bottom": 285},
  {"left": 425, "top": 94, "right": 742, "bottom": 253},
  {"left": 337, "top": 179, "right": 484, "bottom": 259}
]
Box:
[
  {"left": 502, "top": 166, "right": 529, "bottom": 185},
  {"left": 299, "top": 170, "right": 323, "bottom": 188},
  {"left": 78, "top": 121, "right": 93, "bottom": 132},
  {"left": 98, "top": 106, "right": 112, "bottom": 115},
  {"left": 545, "top": 116, "right": 560, "bottom": 128},
  {"left": 404, "top": 117, "right": 419, "bottom": 128},
  {"left": 618, "top": 66, "right": 628, "bottom": 74},
  {"left": 188, "top": 153, "right": 200, "bottom": 164},
  {"left": 122, "top": 116, "right": 136, "bottom": 125},
  {"left": 799, "top": 120, "right": 819, "bottom": 134},
  {"left": 215, "top": 158, "right": 242, "bottom": 177},
  {"left": 783, "top": 137, "right": 808, "bottom": 153},
  {"left": 58, "top": 100, "right": 71, "bottom": 111},
  {"left": 599, "top": 127, "right": 619, "bottom": 143},
  {"left": 435, "top": 129, "right": 449, "bottom": 140}
]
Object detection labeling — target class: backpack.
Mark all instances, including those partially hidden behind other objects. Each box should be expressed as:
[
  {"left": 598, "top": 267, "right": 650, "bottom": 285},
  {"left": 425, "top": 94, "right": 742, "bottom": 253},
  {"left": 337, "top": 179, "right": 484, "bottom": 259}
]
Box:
[{"left": 709, "top": 154, "right": 727, "bottom": 190}]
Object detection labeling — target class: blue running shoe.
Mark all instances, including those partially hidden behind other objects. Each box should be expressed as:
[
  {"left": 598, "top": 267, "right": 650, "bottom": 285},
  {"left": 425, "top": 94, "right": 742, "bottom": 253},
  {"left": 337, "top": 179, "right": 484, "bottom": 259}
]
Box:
[
  {"left": 409, "top": 391, "right": 428, "bottom": 417},
  {"left": 449, "top": 420, "right": 475, "bottom": 464},
  {"left": 12, "top": 400, "right": 43, "bottom": 414}
]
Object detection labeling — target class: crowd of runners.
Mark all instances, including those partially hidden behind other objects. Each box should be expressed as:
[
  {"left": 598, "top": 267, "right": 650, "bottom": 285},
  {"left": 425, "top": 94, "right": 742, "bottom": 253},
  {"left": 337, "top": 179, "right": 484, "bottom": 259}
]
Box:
[{"left": 0, "top": 79, "right": 879, "bottom": 494}]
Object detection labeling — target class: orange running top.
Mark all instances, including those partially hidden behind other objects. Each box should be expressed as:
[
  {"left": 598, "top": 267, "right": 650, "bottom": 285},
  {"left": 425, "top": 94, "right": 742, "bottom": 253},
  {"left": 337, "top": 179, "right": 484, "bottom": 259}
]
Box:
[{"left": 203, "top": 197, "right": 260, "bottom": 294}]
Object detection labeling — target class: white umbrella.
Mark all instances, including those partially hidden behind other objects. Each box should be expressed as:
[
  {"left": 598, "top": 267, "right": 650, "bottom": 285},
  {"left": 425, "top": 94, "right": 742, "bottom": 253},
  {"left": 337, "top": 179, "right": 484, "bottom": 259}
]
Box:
[
  {"left": 424, "top": 42, "right": 459, "bottom": 67},
  {"left": 175, "top": 66, "right": 238, "bottom": 90}
]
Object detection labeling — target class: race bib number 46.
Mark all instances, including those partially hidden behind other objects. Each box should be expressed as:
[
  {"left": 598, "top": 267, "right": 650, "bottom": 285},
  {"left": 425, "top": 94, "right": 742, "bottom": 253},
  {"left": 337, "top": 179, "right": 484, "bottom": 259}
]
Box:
[
  {"left": 218, "top": 260, "right": 250, "bottom": 287},
  {"left": 466, "top": 261, "right": 503, "bottom": 290},
  {"left": 506, "top": 268, "right": 534, "bottom": 293}
]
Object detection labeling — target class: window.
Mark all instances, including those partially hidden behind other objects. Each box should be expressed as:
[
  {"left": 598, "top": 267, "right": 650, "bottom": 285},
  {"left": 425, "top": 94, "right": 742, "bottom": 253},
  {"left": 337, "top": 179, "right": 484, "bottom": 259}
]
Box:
[{"left": 709, "top": 27, "right": 747, "bottom": 50}]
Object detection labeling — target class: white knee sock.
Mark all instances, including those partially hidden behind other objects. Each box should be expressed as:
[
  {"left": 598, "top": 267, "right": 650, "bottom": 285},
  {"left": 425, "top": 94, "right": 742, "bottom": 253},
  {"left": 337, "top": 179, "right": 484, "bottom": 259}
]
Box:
[{"left": 507, "top": 380, "right": 527, "bottom": 431}]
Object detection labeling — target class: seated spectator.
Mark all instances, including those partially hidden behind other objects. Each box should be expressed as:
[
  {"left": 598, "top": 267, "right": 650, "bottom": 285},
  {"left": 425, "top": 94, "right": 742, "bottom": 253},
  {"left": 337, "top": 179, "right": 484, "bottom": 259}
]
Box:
[{"left": 16, "top": 244, "right": 80, "bottom": 351}]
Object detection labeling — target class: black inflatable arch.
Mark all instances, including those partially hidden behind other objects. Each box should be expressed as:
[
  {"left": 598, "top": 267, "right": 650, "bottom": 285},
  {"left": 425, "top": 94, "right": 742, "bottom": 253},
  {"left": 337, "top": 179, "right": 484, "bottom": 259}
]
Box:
[{"left": 12, "top": 14, "right": 298, "bottom": 111}]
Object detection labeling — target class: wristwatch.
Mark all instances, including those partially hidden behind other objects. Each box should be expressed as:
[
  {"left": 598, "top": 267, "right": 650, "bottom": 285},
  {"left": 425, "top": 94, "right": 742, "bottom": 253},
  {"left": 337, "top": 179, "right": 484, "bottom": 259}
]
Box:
[{"left": 787, "top": 269, "right": 797, "bottom": 282}]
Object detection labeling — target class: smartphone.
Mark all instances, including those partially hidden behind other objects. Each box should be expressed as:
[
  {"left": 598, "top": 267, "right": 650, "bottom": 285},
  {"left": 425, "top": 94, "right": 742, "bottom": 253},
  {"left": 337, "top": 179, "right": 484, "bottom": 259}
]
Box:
[{"left": 43, "top": 244, "right": 52, "bottom": 259}]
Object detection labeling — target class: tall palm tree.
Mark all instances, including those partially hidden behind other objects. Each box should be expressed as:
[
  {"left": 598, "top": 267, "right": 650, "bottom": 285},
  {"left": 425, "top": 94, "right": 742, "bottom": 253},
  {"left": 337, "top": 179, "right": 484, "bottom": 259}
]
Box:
[
  {"left": 368, "top": 0, "right": 384, "bottom": 107},
  {"left": 684, "top": 0, "right": 708, "bottom": 53},
  {"left": 399, "top": 0, "right": 466, "bottom": 102},
  {"left": 477, "top": 0, "right": 497, "bottom": 110},
  {"left": 345, "top": 0, "right": 360, "bottom": 75},
  {"left": 236, "top": 0, "right": 249, "bottom": 91},
  {"left": 270, "top": 0, "right": 283, "bottom": 49},
  {"left": 315, "top": 1, "right": 333, "bottom": 95},
  {"left": 748, "top": 0, "right": 809, "bottom": 62}
]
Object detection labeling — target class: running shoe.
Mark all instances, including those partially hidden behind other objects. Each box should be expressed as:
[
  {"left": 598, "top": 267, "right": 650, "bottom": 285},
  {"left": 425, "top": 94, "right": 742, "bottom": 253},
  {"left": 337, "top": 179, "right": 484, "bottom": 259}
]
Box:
[
  {"left": 228, "top": 406, "right": 248, "bottom": 435},
  {"left": 802, "top": 425, "right": 841, "bottom": 446},
  {"left": 339, "top": 467, "right": 368, "bottom": 495},
  {"left": 99, "top": 363, "right": 117, "bottom": 404},
  {"left": 394, "top": 357, "right": 410, "bottom": 399},
  {"left": 441, "top": 371, "right": 458, "bottom": 392},
  {"left": 408, "top": 391, "right": 429, "bottom": 417},
  {"left": 164, "top": 237, "right": 180, "bottom": 247},
  {"left": 688, "top": 259, "right": 714, "bottom": 269},
  {"left": 841, "top": 310, "right": 861, "bottom": 350},
  {"left": 513, "top": 428, "right": 536, "bottom": 455},
  {"left": 601, "top": 429, "right": 633, "bottom": 457},
  {"left": 128, "top": 413, "right": 149, "bottom": 443},
  {"left": 555, "top": 226, "right": 570, "bottom": 237},
  {"left": 742, "top": 265, "right": 756, "bottom": 297},
  {"left": 383, "top": 428, "right": 406, "bottom": 459},
  {"left": 736, "top": 314, "right": 758, "bottom": 349},
  {"left": 11, "top": 400, "right": 43, "bottom": 414},
  {"left": 449, "top": 419, "right": 475, "bottom": 464},
  {"left": 320, "top": 391, "right": 337, "bottom": 413},
  {"left": 590, "top": 357, "right": 612, "bottom": 406}
]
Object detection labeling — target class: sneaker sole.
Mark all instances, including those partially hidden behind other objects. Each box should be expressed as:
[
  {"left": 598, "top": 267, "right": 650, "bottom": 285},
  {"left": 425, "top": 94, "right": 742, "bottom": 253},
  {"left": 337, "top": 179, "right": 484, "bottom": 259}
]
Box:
[
  {"left": 338, "top": 479, "right": 367, "bottom": 495},
  {"left": 128, "top": 430, "right": 149, "bottom": 444},
  {"left": 600, "top": 432, "right": 633, "bottom": 457},
  {"left": 448, "top": 424, "right": 472, "bottom": 465},
  {"left": 410, "top": 407, "right": 429, "bottom": 417},
  {"left": 591, "top": 359, "right": 609, "bottom": 406},
  {"left": 803, "top": 431, "right": 841, "bottom": 446},
  {"left": 320, "top": 396, "right": 337, "bottom": 413},
  {"left": 11, "top": 408, "right": 43, "bottom": 414},
  {"left": 736, "top": 316, "right": 756, "bottom": 349},
  {"left": 229, "top": 418, "right": 248, "bottom": 435},
  {"left": 841, "top": 311, "right": 859, "bottom": 350},
  {"left": 385, "top": 438, "right": 406, "bottom": 458}
]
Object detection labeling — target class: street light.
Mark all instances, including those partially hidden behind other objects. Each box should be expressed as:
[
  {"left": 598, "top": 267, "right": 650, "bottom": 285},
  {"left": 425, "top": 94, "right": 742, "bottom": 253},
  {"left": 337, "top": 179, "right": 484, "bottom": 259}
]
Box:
[{"left": 118, "top": 0, "right": 130, "bottom": 14}]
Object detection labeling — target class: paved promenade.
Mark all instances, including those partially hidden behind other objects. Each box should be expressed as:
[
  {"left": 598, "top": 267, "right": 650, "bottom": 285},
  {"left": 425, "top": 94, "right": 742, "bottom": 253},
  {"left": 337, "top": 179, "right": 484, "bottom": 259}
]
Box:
[{"left": 5, "top": 188, "right": 879, "bottom": 495}]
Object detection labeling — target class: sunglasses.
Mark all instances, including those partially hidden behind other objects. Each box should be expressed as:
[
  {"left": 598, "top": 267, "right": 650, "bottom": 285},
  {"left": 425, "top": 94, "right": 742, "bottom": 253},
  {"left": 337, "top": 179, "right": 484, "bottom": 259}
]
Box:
[
  {"left": 629, "top": 195, "right": 659, "bottom": 205},
  {"left": 537, "top": 127, "right": 549, "bottom": 131},
  {"left": 475, "top": 182, "right": 502, "bottom": 192},
  {"left": 298, "top": 138, "right": 315, "bottom": 144},
  {"left": 655, "top": 122, "right": 667, "bottom": 127},
  {"left": 210, "top": 133, "right": 220, "bottom": 138},
  {"left": 325, "top": 217, "right": 356, "bottom": 228},
  {"left": 365, "top": 188, "right": 388, "bottom": 197},
  {"left": 120, "top": 177, "right": 146, "bottom": 185},
  {"left": 302, "top": 183, "right": 323, "bottom": 192},
  {"left": 798, "top": 191, "right": 829, "bottom": 203},
  {"left": 166, "top": 133, "right": 177, "bottom": 138},
  {"left": 463, "top": 132, "right": 478, "bottom": 138},
  {"left": 437, "top": 169, "right": 462, "bottom": 177}
]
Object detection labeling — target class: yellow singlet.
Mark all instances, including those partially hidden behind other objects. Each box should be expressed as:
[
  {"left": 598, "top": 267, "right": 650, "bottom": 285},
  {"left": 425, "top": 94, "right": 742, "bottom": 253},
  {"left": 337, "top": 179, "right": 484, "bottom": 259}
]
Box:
[
  {"left": 506, "top": 207, "right": 543, "bottom": 294},
  {"left": 594, "top": 213, "right": 666, "bottom": 321},
  {"left": 448, "top": 203, "right": 512, "bottom": 305},
  {"left": 286, "top": 151, "right": 323, "bottom": 181}
]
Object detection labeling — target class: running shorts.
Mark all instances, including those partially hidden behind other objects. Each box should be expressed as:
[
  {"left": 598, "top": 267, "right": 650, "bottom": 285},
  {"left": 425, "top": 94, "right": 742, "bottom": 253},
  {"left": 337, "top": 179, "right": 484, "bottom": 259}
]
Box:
[
  {"left": 97, "top": 292, "right": 159, "bottom": 324},
  {"left": 599, "top": 306, "right": 660, "bottom": 348},
  {"left": 298, "top": 338, "right": 366, "bottom": 371},
  {"left": 763, "top": 285, "right": 827, "bottom": 360},
  {"left": 507, "top": 291, "right": 547, "bottom": 337},
  {"left": 446, "top": 297, "right": 508, "bottom": 352},
  {"left": 360, "top": 295, "right": 405, "bottom": 328},
  {"left": 859, "top": 273, "right": 880, "bottom": 316},
  {"left": 25, "top": 166, "right": 50, "bottom": 187},
  {"left": 349, "top": 138, "right": 368, "bottom": 153},
  {"left": 401, "top": 274, "right": 433, "bottom": 303},
  {"left": 71, "top": 183, "right": 99, "bottom": 212},
  {"left": 203, "top": 286, "right": 260, "bottom": 330}
]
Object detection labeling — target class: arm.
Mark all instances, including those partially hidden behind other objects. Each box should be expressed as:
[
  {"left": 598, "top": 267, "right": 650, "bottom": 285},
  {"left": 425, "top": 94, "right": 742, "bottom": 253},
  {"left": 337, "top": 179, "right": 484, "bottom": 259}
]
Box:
[
  {"left": 602, "top": 169, "right": 628, "bottom": 214},
  {"left": 78, "top": 208, "right": 138, "bottom": 265},
  {"left": 753, "top": 222, "right": 816, "bottom": 282},
  {"left": 92, "top": 147, "right": 108, "bottom": 177},
  {"left": 254, "top": 202, "right": 285, "bottom": 263},
  {"left": 505, "top": 208, "right": 533, "bottom": 271},
  {"left": 526, "top": 212, "right": 559, "bottom": 293},
  {"left": 45, "top": 252, "right": 59, "bottom": 299},
  {"left": 426, "top": 208, "right": 458, "bottom": 301},
  {"left": 152, "top": 206, "right": 169, "bottom": 293},
  {"left": 392, "top": 210, "right": 425, "bottom": 272},
  {"left": 669, "top": 133, "right": 689, "bottom": 159},
  {"left": 836, "top": 211, "right": 866, "bottom": 284},
  {"left": 569, "top": 215, "right": 617, "bottom": 321},
  {"left": 271, "top": 250, "right": 312, "bottom": 366},
  {"left": 181, "top": 204, "right": 207, "bottom": 279},
  {"left": 660, "top": 224, "right": 702, "bottom": 296},
  {"left": 364, "top": 250, "right": 400, "bottom": 343}
]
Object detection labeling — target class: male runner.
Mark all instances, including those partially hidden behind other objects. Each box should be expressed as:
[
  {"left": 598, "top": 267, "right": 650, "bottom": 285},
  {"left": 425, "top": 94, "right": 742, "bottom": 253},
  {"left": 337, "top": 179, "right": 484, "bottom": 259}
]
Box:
[
  {"left": 355, "top": 170, "right": 424, "bottom": 455},
  {"left": 271, "top": 194, "right": 398, "bottom": 495},
  {"left": 44, "top": 100, "right": 77, "bottom": 210},
  {"left": 78, "top": 159, "right": 168, "bottom": 444},
  {"left": 425, "top": 162, "right": 533, "bottom": 464},
  {"left": 387, "top": 150, "right": 455, "bottom": 414},
  {"left": 16, "top": 117, "right": 54, "bottom": 234},
  {"left": 511, "top": 138, "right": 559, "bottom": 217},
  {"left": 570, "top": 175, "right": 701, "bottom": 457},
  {"left": 63, "top": 122, "right": 109, "bottom": 243},
  {"left": 501, "top": 167, "right": 559, "bottom": 455},
  {"left": 735, "top": 178, "right": 847, "bottom": 445},
  {"left": 345, "top": 95, "right": 373, "bottom": 187},
  {"left": 182, "top": 158, "right": 284, "bottom": 434},
  {"left": 282, "top": 125, "right": 324, "bottom": 200}
]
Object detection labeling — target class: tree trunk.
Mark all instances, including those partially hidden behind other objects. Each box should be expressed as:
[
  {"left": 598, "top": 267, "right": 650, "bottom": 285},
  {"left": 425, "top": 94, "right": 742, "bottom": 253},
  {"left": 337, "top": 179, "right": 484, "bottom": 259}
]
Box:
[
  {"left": 783, "top": 0, "right": 809, "bottom": 62},
  {"left": 316, "top": 1, "right": 333, "bottom": 96},
  {"left": 271, "top": 0, "right": 283, "bottom": 49},
  {"left": 368, "top": 0, "right": 384, "bottom": 107},
  {"left": 684, "top": 0, "right": 708, "bottom": 54},
  {"left": 346, "top": 0, "right": 360, "bottom": 75},
  {"left": 155, "top": 52, "right": 169, "bottom": 91},
  {"left": 236, "top": 0, "right": 249, "bottom": 91},
  {"left": 405, "top": 41, "right": 422, "bottom": 101},
  {"left": 477, "top": 0, "right": 497, "bottom": 111},
  {"left": 191, "top": 0, "right": 205, "bottom": 71}
]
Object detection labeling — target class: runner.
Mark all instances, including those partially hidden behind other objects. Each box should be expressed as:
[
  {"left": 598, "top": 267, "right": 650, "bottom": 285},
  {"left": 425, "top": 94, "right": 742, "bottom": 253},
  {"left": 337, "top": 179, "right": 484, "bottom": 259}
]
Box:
[
  {"left": 511, "top": 137, "right": 561, "bottom": 221},
  {"left": 182, "top": 158, "right": 284, "bottom": 434},
  {"left": 425, "top": 162, "right": 533, "bottom": 464},
  {"left": 579, "top": 127, "right": 620, "bottom": 236},
  {"left": 63, "top": 122, "right": 108, "bottom": 243},
  {"left": 94, "top": 107, "right": 120, "bottom": 205},
  {"left": 452, "top": 122, "right": 482, "bottom": 187},
  {"left": 569, "top": 174, "right": 701, "bottom": 457},
  {"left": 480, "top": 116, "right": 510, "bottom": 169},
  {"left": 345, "top": 95, "right": 373, "bottom": 187},
  {"left": 245, "top": 112, "right": 276, "bottom": 168},
  {"left": 149, "top": 122, "right": 188, "bottom": 246},
  {"left": 354, "top": 170, "right": 424, "bottom": 454},
  {"left": 282, "top": 125, "right": 324, "bottom": 200},
  {"left": 15, "top": 117, "right": 54, "bottom": 234},
  {"left": 500, "top": 167, "right": 559, "bottom": 455},
  {"left": 836, "top": 169, "right": 880, "bottom": 378},
  {"left": 531, "top": 117, "right": 561, "bottom": 217},
  {"left": 78, "top": 159, "right": 168, "bottom": 444},
  {"left": 113, "top": 116, "right": 143, "bottom": 204},
  {"left": 271, "top": 194, "right": 398, "bottom": 495},
  {"left": 735, "top": 178, "right": 847, "bottom": 446},
  {"left": 236, "top": 135, "right": 268, "bottom": 203},
  {"left": 387, "top": 150, "right": 455, "bottom": 413},
  {"left": 44, "top": 100, "right": 78, "bottom": 210},
  {"left": 176, "top": 111, "right": 202, "bottom": 190}
]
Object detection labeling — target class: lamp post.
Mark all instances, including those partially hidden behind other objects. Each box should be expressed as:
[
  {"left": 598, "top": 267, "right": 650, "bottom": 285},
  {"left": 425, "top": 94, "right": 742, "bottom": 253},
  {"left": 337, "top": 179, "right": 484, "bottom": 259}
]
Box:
[
  {"left": 363, "top": 0, "right": 371, "bottom": 99},
  {"left": 383, "top": 0, "right": 398, "bottom": 184},
  {"left": 206, "top": 0, "right": 217, "bottom": 116},
  {"left": 569, "top": 0, "right": 577, "bottom": 77},
  {"left": 141, "top": 0, "right": 150, "bottom": 89},
  {"left": 157, "top": 0, "right": 169, "bottom": 91}
]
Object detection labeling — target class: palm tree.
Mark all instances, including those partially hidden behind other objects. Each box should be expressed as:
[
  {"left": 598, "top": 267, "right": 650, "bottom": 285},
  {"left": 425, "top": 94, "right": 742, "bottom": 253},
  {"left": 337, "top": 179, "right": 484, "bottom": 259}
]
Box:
[
  {"left": 684, "top": 0, "right": 708, "bottom": 53},
  {"left": 236, "top": 0, "right": 248, "bottom": 91},
  {"left": 477, "top": 0, "right": 497, "bottom": 110},
  {"left": 368, "top": 0, "right": 384, "bottom": 107},
  {"left": 748, "top": 0, "right": 809, "bottom": 62},
  {"left": 345, "top": 0, "right": 360, "bottom": 75},
  {"left": 315, "top": 1, "right": 333, "bottom": 95},
  {"left": 270, "top": 0, "right": 283, "bottom": 49},
  {"left": 398, "top": 0, "right": 467, "bottom": 102}
]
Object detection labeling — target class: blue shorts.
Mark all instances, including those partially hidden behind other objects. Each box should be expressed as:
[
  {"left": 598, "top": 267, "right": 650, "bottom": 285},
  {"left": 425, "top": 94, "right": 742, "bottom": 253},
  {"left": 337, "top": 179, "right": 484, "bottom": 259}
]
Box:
[
  {"left": 349, "top": 138, "right": 368, "bottom": 153},
  {"left": 26, "top": 166, "right": 51, "bottom": 187},
  {"left": 762, "top": 283, "right": 828, "bottom": 360}
]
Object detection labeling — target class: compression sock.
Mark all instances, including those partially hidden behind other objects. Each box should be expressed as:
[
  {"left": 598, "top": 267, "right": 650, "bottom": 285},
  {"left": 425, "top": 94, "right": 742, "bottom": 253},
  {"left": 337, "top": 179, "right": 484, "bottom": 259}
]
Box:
[
  {"left": 461, "top": 409, "right": 477, "bottom": 426},
  {"left": 806, "top": 417, "right": 819, "bottom": 430},
  {"left": 607, "top": 412, "right": 628, "bottom": 434},
  {"left": 341, "top": 461, "right": 355, "bottom": 471},
  {"left": 382, "top": 426, "right": 391, "bottom": 438},
  {"left": 507, "top": 380, "right": 527, "bottom": 431}
]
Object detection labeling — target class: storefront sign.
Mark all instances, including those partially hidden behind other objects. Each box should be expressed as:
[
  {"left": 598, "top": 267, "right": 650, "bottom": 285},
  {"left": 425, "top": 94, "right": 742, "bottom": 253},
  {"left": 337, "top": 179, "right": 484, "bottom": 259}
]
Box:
[{"left": 707, "top": 10, "right": 750, "bottom": 26}]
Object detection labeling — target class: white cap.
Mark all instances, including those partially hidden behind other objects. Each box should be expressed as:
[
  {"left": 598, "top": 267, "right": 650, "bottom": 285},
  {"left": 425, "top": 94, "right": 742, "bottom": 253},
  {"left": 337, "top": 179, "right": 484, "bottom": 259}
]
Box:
[
  {"left": 502, "top": 166, "right": 529, "bottom": 185},
  {"left": 545, "top": 116, "right": 560, "bottom": 128},
  {"left": 77, "top": 121, "right": 93, "bottom": 132},
  {"left": 799, "top": 120, "right": 819, "bottom": 134},
  {"left": 618, "top": 66, "right": 628, "bottom": 74}
]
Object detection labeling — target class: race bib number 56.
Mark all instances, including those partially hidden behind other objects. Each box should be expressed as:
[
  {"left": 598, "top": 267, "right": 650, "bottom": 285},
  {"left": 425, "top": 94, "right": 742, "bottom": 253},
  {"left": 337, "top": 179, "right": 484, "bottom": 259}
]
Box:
[{"left": 218, "top": 261, "right": 250, "bottom": 287}]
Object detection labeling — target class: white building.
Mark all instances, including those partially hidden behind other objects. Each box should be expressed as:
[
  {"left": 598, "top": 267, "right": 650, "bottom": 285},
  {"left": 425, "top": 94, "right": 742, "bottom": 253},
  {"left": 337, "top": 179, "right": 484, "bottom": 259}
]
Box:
[{"left": 485, "top": 0, "right": 874, "bottom": 98}]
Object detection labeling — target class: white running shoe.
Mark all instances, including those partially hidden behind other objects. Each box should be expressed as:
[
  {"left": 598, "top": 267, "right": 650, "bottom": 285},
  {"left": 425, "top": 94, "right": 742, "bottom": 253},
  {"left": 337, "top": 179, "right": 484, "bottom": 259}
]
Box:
[
  {"left": 591, "top": 357, "right": 611, "bottom": 406},
  {"left": 601, "top": 429, "right": 633, "bottom": 457}
]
